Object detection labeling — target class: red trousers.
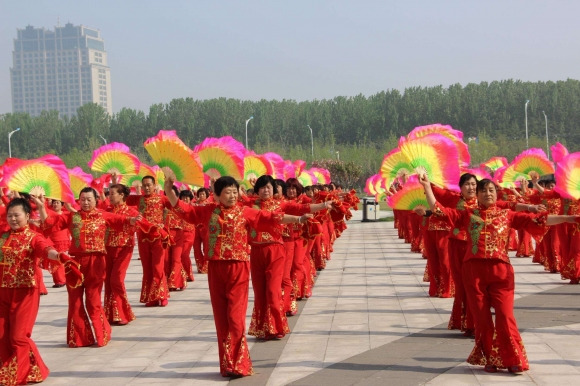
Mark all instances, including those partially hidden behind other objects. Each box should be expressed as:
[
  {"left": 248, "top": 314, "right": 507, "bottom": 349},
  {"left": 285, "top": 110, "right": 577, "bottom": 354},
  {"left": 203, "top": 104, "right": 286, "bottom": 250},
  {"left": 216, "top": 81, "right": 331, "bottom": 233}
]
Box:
[
  {"left": 540, "top": 227, "right": 561, "bottom": 273},
  {"left": 516, "top": 229, "right": 534, "bottom": 257},
  {"left": 561, "top": 226, "right": 580, "bottom": 282},
  {"left": 463, "top": 259, "right": 529, "bottom": 370},
  {"left": 50, "top": 239, "right": 70, "bottom": 285},
  {"left": 282, "top": 238, "right": 306, "bottom": 314},
  {"left": 248, "top": 243, "right": 289, "bottom": 339},
  {"left": 193, "top": 229, "right": 208, "bottom": 273},
  {"left": 302, "top": 239, "right": 316, "bottom": 296},
  {"left": 447, "top": 238, "right": 473, "bottom": 332},
  {"left": 181, "top": 230, "right": 195, "bottom": 281},
  {"left": 311, "top": 234, "right": 326, "bottom": 270},
  {"left": 424, "top": 230, "right": 453, "bottom": 298},
  {"left": 137, "top": 236, "right": 169, "bottom": 303},
  {"left": 0, "top": 287, "right": 49, "bottom": 385},
  {"left": 166, "top": 229, "right": 186, "bottom": 290},
  {"left": 207, "top": 260, "right": 253, "bottom": 377},
  {"left": 67, "top": 254, "right": 111, "bottom": 347},
  {"left": 104, "top": 245, "right": 135, "bottom": 324}
]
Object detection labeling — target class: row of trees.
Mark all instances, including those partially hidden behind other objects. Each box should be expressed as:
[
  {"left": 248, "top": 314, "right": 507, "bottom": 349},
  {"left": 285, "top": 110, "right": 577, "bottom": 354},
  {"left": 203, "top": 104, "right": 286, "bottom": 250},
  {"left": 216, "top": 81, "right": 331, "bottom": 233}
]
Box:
[{"left": 1, "top": 79, "right": 578, "bottom": 189}]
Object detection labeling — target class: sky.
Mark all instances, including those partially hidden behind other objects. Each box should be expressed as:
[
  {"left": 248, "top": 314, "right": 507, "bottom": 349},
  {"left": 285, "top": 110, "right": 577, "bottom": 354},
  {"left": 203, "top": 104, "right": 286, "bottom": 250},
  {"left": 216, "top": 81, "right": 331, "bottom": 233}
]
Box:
[{"left": 1, "top": 0, "right": 580, "bottom": 115}]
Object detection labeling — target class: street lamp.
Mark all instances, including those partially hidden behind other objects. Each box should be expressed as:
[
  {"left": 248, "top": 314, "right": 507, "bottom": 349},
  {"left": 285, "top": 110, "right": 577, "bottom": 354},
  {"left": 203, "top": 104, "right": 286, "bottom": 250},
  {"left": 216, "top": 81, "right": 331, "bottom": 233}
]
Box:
[
  {"left": 525, "top": 100, "right": 530, "bottom": 149},
  {"left": 8, "top": 127, "right": 20, "bottom": 158},
  {"left": 306, "top": 125, "right": 314, "bottom": 159},
  {"left": 336, "top": 151, "right": 340, "bottom": 161},
  {"left": 99, "top": 135, "right": 107, "bottom": 145},
  {"left": 245, "top": 116, "right": 254, "bottom": 149},
  {"left": 543, "top": 111, "right": 549, "bottom": 159}
]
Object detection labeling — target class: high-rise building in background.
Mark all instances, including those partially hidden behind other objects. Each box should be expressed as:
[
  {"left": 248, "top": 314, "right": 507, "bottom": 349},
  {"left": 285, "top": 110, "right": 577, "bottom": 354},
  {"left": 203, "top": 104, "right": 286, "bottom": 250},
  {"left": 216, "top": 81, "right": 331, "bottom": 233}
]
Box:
[{"left": 10, "top": 23, "right": 112, "bottom": 117}]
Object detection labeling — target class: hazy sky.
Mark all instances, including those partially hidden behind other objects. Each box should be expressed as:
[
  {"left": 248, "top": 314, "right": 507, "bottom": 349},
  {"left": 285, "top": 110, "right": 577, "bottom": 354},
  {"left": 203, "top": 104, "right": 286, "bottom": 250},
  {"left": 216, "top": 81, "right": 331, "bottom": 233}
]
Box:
[{"left": 2, "top": 0, "right": 579, "bottom": 115}]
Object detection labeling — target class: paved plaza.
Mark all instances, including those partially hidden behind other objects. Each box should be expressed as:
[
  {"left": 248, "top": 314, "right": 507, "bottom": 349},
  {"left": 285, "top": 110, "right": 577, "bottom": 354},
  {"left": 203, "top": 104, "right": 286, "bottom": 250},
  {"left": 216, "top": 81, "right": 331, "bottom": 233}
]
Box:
[{"left": 33, "top": 210, "right": 580, "bottom": 385}]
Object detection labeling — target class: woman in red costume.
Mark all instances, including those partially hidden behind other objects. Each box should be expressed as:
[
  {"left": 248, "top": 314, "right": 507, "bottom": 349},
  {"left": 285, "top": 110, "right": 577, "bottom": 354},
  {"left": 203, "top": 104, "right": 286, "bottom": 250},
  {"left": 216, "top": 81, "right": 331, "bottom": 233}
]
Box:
[
  {"left": 126, "top": 176, "right": 172, "bottom": 307},
  {"left": 164, "top": 175, "right": 307, "bottom": 377},
  {"left": 104, "top": 184, "right": 138, "bottom": 325},
  {"left": 245, "top": 176, "right": 332, "bottom": 340},
  {"left": 40, "top": 187, "right": 140, "bottom": 347},
  {"left": 421, "top": 176, "right": 579, "bottom": 373},
  {"left": 44, "top": 200, "right": 68, "bottom": 288},
  {"left": 178, "top": 190, "right": 195, "bottom": 282},
  {"left": 192, "top": 188, "right": 210, "bottom": 273},
  {"left": 165, "top": 185, "right": 186, "bottom": 292},
  {"left": 0, "top": 198, "right": 63, "bottom": 385}
]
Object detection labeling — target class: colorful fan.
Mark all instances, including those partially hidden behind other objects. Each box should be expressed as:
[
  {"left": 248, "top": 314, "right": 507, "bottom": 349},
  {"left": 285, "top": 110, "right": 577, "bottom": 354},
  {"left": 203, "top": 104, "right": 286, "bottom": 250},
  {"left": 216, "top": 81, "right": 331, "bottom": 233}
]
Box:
[
  {"left": 550, "top": 142, "right": 569, "bottom": 164},
  {"left": 262, "top": 152, "right": 286, "bottom": 179},
  {"left": 364, "top": 175, "right": 378, "bottom": 196},
  {"left": 243, "top": 152, "right": 273, "bottom": 183},
  {"left": 297, "top": 170, "right": 318, "bottom": 187},
  {"left": 282, "top": 160, "right": 299, "bottom": 180},
  {"left": 68, "top": 167, "right": 93, "bottom": 199},
  {"left": 144, "top": 130, "right": 204, "bottom": 186},
  {"left": 2, "top": 155, "right": 75, "bottom": 203},
  {"left": 380, "top": 148, "right": 414, "bottom": 190},
  {"left": 493, "top": 165, "right": 528, "bottom": 188},
  {"left": 387, "top": 176, "right": 428, "bottom": 210},
  {"left": 151, "top": 165, "right": 166, "bottom": 187},
  {"left": 407, "top": 123, "right": 464, "bottom": 141},
  {"left": 511, "top": 148, "right": 555, "bottom": 177},
  {"left": 193, "top": 136, "right": 245, "bottom": 180},
  {"left": 407, "top": 124, "right": 470, "bottom": 168},
  {"left": 376, "top": 191, "right": 387, "bottom": 202},
  {"left": 88, "top": 142, "right": 140, "bottom": 175},
  {"left": 311, "top": 168, "right": 331, "bottom": 185},
  {"left": 119, "top": 163, "right": 156, "bottom": 187},
  {"left": 398, "top": 134, "right": 461, "bottom": 191},
  {"left": 481, "top": 156, "right": 508, "bottom": 172},
  {"left": 554, "top": 152, "right": 580, "bottom": 200},
  {"left": 293, "top": 160, "right": 307, "bottom": 177}
]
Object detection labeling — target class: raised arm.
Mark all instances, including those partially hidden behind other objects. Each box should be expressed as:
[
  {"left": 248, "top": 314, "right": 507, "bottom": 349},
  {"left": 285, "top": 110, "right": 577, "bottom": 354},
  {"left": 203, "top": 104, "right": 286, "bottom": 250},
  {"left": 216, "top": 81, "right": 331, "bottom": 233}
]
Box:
[{"left": 418, "top": 174, "right": 437, "bottom": 211}]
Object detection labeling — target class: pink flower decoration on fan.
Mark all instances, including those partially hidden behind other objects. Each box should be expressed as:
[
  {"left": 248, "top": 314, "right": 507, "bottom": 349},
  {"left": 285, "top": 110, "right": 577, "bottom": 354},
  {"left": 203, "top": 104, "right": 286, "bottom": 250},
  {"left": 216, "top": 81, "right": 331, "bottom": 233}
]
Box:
[
  {"left": 311, "top": 168, "right": 331, "bottom": 185},
  {"left": 511, "top": 148, "right": 555, "bottom": 177},
  {"left": 68, "top": 167, "right": 93, "bottom": 199},
  {"left": 550, "top": 142, "right": 569, "bottom": 164},
  {"left": 481, "top": 156, "right": 508, "bottom": 172},
  {"left": 192, "top": 136, "right": 245, "bottom": 180},
  {"left": 88, "top": 142, "right": 140, "bottom": 175},
  {"left": 386, "top": 175, "right": 428, "bottom": 210},
  {"left": 554, "top": 152, "right": 580, "bottom": 200},
  {"left": 262, "top": 152, "right": 286, "bottom": 179},
  {"left": 297, "top": 170, "right": 317, "bottom": 187},
  {"left": 2, "top": 155, "right": 75, "bottom": 203}
]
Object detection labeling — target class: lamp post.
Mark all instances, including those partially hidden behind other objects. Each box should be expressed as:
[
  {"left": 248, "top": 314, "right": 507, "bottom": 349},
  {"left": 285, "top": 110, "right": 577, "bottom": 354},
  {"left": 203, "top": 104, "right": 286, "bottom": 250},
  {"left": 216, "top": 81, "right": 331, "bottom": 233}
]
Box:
[
  {"left": 99, "top": 135, "right": 107, "bottom": 145},
  {"left": 8, "top": 127, "right": 20, "bottom": 158},
  {"left": 306, "top": 125, "right": 314, "bottom": 159},
  {"left": 543, "top": 111, "right": 549, "bottom": 159},
  {"left": 336, "top": 151, "right": 340, "bottom": 161},
  {"left": 245, "top": 116, "right": 254, "bottom": 149},
  {"left": 525, "top": 100, "right": 530, "bottom": 149}
]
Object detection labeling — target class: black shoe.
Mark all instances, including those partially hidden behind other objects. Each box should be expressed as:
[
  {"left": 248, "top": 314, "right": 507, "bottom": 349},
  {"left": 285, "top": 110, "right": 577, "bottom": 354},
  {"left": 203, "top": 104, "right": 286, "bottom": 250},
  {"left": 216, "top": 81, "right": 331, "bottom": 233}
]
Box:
[{"left": 52, "top": 283, "right": 66, "bottom": 288}]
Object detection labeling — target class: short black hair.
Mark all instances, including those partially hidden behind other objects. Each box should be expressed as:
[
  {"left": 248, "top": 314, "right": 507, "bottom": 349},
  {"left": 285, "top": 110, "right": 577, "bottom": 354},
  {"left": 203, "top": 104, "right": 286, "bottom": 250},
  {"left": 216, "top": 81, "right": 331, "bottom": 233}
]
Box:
[
  {"left": 142, "top": 175, "right": 156, "bottom": 184},
  {"left": 214, "top": 176, "right": 239, "bottom": 196},
  {"left": 109, "top": 184, "right": 131, "bottom": 199},
  {"left": 285, "top": 178, "right": 304, "bottom": 195},
  {"left": 197, "top": 188, "right": 210, "bottom": 198},
  {"left": 254, "top": 175, "right": 275, "bottom": 192},
  {"left": 179, "top": 190, "right": 194, "bottom": 200},
  {"left": 80, "top": 187, "right": 98, "bottom": 200},
  {"left": 7, "top": 197, "right": 32, "bottom": 215},
  {"left": 476, "top": 179, "right": 497, "bottom": 194},
  {"left": 459, "top": 173, "right": 478, "bottom": 188}
]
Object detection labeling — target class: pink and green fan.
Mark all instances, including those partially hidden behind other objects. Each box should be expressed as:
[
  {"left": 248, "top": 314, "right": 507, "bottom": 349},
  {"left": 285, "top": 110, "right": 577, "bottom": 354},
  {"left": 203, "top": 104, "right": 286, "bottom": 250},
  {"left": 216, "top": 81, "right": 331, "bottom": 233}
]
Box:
[
  {"left": 2, "top": 155, "right": 75, "bottom": 203},
  {"left": 88, "top": 142, "right": 140, "bottom": 175},
  {"left": 380, "top": 148, "right": 414, "bottom": 190},
  {"left": 554, "top": 152, "right": 580, "bottom": 200},
  {"left": 462, "top": 167, "right": 492, "bottom": 181},
  {"left": 511, "top": 148, "right": 555, "bottom": 177},
  {"left": 407, "top": 124, "right": 470, "bottom": 168},
  {"left": 282, "top": 160, "right": 299, "bottom": 180},
  {"left": 398, "top": 134, "right": 461, "bottom": 191},
  {"left": 68, "top": 167, "right": 93, "bottom": 199},
  {"left": 243, "top": 152, "right": 273, "bottom": 184},
  {"left": 119, "top": 163, "right": 156, "bottom": 187},
  {"left": 386, "top": 176, "right": 428, "bottom": 210},
  {"left": 262, "top": 152, "right": 286, "bottom": 179},
  {"left": 193, "top": 136, "right": 245, "bottom": 180},
  {"left": 364, "top": 174, "right": 379, "bottom": 196},
  {"left": 311, "top": 168, "right": 331, "bottom": 185},
  {"left": 297, "top": 170, "right": 317, "bottom": 187},
  {"left": 493, "top": 165, "right": 528, "bottom": 188},
  {"left": 550, "top": 142, "right": 569, "bottom": 164},
  {"left": 481, "top": 156, "right": 508, "bottom": 172},
  {"left": 144, "top": 130, "right": 204, "bottom": 186}
]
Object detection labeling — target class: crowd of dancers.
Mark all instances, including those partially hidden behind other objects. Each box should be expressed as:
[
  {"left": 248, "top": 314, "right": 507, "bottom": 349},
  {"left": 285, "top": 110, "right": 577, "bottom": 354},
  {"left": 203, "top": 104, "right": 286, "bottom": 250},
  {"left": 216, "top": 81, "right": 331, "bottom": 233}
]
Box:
[
  {"left": 390, "top": 171, "right": 579, "bottom": 374},
  {"left": 0, "top": 173, "right": 359, "bottom": 385}
]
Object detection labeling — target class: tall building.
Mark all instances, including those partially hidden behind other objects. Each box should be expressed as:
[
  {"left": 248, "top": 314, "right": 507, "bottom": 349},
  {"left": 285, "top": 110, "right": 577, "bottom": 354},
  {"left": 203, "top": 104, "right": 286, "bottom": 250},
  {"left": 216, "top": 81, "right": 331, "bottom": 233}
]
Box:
[{"left": 10, "top": 23, "right": 112, "bottom": 117}]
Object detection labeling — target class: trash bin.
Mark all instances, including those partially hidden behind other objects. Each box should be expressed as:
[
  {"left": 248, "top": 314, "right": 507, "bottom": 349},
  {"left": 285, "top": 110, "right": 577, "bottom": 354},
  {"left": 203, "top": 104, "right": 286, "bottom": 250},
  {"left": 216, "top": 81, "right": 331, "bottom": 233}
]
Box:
[{"left": 362, "top": 197, "right": 379, "bottom": 222}]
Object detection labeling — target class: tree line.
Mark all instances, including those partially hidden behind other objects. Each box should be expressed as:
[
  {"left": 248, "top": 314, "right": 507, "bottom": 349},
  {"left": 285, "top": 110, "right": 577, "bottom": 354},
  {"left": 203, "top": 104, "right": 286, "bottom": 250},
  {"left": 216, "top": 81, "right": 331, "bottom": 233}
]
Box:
[{"left": 1, "top": 78, "right": 578, "bottom": 189}]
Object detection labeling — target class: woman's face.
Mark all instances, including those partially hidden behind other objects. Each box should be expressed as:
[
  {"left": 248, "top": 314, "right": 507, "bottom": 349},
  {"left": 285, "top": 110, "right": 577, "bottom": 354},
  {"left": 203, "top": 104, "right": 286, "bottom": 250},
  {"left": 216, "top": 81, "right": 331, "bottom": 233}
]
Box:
[
  {"left": 108, "top": 188, "right": 124, "bottom": 205},
  {"left": 460, "top": 177, "right": 477, "bottom": 199},
  {"left": 477, "top": 182, "right": 497, "bottom": 208},
  {"left": 198, "top": 191, "right": 207, "bottom": 201},
  {"left": 287, "top": 186, "right": 297, "bottom": 199},
  {"left": 79, "top": 192, "right": 97, "bottom": 212},
  {"left": 180, "top": 196, "right": 191, "bottom": 204},
  {"left": 51, "top": 200, "right": 63, "bottom": 212},
  {"left": 258, "top": 183, "right": 273, "bottom": 200},
  {"left": 7, "top": 205, "right": 29, "bottom": 230},
  {"left": 218, "top": 186, "right": 239, "bottom": 207}
]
